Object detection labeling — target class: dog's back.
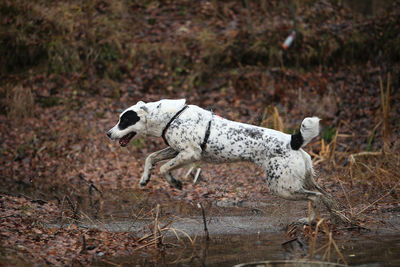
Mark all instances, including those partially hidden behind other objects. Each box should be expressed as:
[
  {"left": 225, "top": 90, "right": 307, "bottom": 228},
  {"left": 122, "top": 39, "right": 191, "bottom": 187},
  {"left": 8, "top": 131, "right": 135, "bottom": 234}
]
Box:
[{"left": 186, "top": 107, "right": 293, "bottom": 163}]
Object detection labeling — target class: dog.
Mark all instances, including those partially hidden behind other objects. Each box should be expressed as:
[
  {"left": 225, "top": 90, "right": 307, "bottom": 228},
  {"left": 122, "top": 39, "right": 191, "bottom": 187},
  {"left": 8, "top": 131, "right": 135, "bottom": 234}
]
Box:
[{"left": 107, "top": 99, "right": 341, "bottom": 223}]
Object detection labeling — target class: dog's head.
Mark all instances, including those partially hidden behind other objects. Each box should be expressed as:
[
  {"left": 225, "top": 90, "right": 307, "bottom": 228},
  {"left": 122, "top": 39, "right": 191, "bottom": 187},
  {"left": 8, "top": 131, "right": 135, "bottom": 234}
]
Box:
[
  {"left": 107, "top": 99, "right": 187, "bottom": 147},
  {"left": 106, "top": 101, "right": 148, "bottom": 147}
]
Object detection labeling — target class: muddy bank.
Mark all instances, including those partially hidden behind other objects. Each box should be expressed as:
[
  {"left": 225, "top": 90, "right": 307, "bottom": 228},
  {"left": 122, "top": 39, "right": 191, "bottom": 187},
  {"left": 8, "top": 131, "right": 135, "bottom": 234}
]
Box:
[
  {"left": 49, "top": 188, "right": 400, "bottom": 239},
  {"left": 48, "top": 198, "right": 308, "bottom": 237}
]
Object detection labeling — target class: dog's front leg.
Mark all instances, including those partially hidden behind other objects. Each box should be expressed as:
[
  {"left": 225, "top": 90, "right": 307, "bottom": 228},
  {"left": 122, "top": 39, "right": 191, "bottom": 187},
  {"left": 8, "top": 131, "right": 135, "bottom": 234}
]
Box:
[
  {"left": 159, "top": 149, "right": 202, "bottom": 190},
  {"left": 140, "top": 147, "right": 178, "bottom": 188}
]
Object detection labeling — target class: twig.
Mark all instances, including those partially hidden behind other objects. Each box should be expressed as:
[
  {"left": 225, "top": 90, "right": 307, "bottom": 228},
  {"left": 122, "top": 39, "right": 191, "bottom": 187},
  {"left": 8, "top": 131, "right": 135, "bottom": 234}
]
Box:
[
  {"left": 154, "top": 204, "right": 162, "bottom": 248},
  {"left": 80, "top": 235, "right": 87, "bottom": 254},
  {"left": 133, "top": 238, "right": 160, "bottom": 251},
  {"left": 198, "top": 202, "right": 210, "bottom": 241},
  {"left": 128, "top": 206, "right": 144, "bottom": 232},
  {"left": 162, "top": 227, "right": 195, "bottom": 245},
  {"left": 101, "top": 259, "right": 122, "bottom": 266},
  {"left": 313, "top": 242, "right": 330, "bottom": 254},
  {"left": 367, "top": 120, "right": 382, "bottom": 151},
  {"left": 379, "top": 72, "right": 391, "bottom": 151},
  {"left": 328, "top": 125, "right": 340, "bottom": 165},
  {"left": 80, "top": 210, "right": 102, "bottom": 230},
  {"left": 65, "top": 195, "right": 79, "bottom": 219},
  {"left": 309, "top": 218, "right": 324, "bottom": 260},
  {"left": 355, "top": 182, "right": 400, "bottom": 216},
  {"left": 338, "top": 179, "right": 353, "bottom": 218},
  {"left": 350, "top": 151, "right": 383, "bottom": 161},
  {"left": 136, "top": 221, "right": 174, "bottom": 243},
  {"left": 349, "top": 151, "right": 383, "bottom": 183},
  {"left": 78, "top": 173, "right": 103, "bottom": 195},
  {"left": 311, "top": 205, "right": 347, "bottom": 265}
]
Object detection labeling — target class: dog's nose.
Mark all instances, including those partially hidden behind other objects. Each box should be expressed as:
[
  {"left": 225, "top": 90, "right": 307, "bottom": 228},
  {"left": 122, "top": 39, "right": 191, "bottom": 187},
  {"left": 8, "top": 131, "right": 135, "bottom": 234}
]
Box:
[{"left": 106, "top": 131, "right": 112, "bottom": 138}]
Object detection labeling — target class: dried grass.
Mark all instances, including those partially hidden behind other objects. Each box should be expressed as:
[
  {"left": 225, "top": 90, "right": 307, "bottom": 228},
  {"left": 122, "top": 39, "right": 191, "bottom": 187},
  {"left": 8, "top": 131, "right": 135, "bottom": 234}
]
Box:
[
  {"left": 7, "top": 85, "right": 34, "bottom": 121},
  {"left": 379, "top": 72, "right": 391, "bottom": 152},
  {"left": 260, "top": 106, "right": 284, "bottom": 132},
  {"left": 307, "top": 203, "right": 347, "bottom": 265}
]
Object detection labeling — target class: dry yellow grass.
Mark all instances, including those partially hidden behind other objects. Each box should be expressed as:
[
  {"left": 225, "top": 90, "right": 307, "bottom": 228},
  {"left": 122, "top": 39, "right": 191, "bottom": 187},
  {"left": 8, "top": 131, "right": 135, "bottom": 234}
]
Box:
[{"left": 7, "top": 85, "right": 34, "bottom": 121}]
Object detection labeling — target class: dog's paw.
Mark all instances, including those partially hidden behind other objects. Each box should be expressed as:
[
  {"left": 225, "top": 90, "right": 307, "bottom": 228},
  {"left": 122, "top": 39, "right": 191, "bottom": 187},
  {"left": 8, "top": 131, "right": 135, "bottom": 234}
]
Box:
[{"left": 139, "top": 180, "right": 148, "bottom": 189}]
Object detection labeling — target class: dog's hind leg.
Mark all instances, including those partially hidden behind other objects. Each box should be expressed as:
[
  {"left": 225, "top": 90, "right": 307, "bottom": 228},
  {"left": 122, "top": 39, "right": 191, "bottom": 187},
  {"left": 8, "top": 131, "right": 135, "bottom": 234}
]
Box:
[
  {"left": 159, "top": 149, "right": 202, "bottom": 190},
  {"left": 140, "top": 147, "right": 178, "bottom": 188},
  {"left": 289, "top": 189, "right": 349, "bottom": 225},
  {"left": 269, "top": 180, "right": 322, "bottom": 224},
  {"left": 287, "top": 189, "right": 323, "bottom": 224},
  {"left": 303, "top": 172, "right": 349, "bottom": 224}
]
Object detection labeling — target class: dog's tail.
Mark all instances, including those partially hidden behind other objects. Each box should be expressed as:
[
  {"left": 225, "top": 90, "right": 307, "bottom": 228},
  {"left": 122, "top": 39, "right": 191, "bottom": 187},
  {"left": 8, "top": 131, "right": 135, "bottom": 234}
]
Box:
[{"left": 290, "top": 117, "right": 320, "bottom": 150}]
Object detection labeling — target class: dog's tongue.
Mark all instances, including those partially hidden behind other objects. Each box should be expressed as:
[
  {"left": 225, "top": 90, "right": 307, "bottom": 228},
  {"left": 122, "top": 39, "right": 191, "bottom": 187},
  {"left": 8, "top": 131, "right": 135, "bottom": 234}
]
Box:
[{"left": 119, "top": 132, "right": 136, "bottom": 147}]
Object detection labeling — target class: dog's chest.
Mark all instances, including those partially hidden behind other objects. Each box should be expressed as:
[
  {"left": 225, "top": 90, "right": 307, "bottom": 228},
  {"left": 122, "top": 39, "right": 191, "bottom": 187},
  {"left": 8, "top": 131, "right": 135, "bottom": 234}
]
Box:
[{"left": 164, "top": 107, "right": 212, "bottom": 151}]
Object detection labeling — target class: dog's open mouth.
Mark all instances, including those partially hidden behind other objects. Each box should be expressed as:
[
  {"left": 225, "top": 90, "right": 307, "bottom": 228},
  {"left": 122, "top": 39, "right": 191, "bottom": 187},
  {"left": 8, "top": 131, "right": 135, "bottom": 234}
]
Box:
[{"left": 119, "top": 132, "right": 136, "bottom": 147}]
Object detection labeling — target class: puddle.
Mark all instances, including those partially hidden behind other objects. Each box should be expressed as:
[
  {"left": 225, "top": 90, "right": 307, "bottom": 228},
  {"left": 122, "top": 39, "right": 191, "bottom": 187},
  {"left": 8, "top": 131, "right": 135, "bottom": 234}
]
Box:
[
  {"left": 50, "top": 189, "right": 310, "bottom": 236},
  {"left": 92, "top": 232, "right": 400, "bottom": 267},
  {"left": 51, "top": 189, "right": 400, "bottom": 266}
]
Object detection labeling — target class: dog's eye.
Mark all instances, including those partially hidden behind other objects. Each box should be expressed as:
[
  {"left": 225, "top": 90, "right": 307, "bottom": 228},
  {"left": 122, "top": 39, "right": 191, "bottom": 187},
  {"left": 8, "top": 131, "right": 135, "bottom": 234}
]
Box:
[{"left": 119, "top": 110, "right": 140, "bottom": 130}]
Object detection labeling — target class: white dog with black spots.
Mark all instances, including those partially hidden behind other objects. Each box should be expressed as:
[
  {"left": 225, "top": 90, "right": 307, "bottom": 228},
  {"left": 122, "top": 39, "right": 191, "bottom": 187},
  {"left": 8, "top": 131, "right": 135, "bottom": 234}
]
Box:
[{"left": 107, "top": 99, "right": 343, "bottom": 223}]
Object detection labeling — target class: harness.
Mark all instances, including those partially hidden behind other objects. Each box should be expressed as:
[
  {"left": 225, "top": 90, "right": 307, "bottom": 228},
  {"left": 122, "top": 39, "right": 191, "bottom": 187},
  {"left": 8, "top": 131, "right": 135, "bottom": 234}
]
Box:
[
  {"left": 201, "top": 116, "right": 212, "bottom": 151},
  {"left": 161, "top": 106, "right": 212, "bottom": 151}
]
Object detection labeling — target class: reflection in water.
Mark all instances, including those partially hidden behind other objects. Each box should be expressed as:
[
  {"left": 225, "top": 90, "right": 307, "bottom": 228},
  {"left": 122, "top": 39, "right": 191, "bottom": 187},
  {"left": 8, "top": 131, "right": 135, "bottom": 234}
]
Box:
[
  {"left": 58, "top": 189, "right": 400, "bottom": 267},
  {"left": 94, "top": 233, "right": 400, "bottom": 267},
  {"left": 55, "top": 189, "right": 400, "bottom": 267}
]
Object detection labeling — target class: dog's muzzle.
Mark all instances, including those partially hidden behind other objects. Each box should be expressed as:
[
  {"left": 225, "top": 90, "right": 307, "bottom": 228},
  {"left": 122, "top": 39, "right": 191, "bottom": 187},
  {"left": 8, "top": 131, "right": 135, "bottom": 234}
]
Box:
[
  {"left": 107, "top": 130, "right": 136, "bottom": 147},
  {"left": 118, "top": 132, "right": 137, "bottom": 147}
]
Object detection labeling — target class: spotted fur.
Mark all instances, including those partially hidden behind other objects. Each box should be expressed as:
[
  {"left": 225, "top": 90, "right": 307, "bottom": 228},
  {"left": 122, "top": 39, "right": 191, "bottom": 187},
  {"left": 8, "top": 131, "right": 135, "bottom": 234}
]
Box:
[{"left": 107, "top": 99, "right": 339, "bottom": 223}]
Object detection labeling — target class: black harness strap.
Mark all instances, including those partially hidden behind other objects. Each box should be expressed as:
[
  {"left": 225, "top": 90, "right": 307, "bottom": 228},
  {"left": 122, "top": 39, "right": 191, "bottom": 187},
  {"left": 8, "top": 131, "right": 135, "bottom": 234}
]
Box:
[
  {"left": 162, "top": 106, "right": 213, "bottom": 151},
  {"left": 201, "top": 113, "right": 213, "bottom": 151},
  {"left": 162, "top": 105, "right": 188, "bottom": 146}
]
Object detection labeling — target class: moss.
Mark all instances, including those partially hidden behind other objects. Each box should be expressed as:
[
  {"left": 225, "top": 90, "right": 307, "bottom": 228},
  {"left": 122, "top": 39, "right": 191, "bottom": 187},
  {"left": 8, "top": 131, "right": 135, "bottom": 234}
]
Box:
[
  {"left": 130, "top": 138, "right": 145, "bottom": 149},
  {"left": 322, "top": 126, "right": 336, "bottom": 143}
]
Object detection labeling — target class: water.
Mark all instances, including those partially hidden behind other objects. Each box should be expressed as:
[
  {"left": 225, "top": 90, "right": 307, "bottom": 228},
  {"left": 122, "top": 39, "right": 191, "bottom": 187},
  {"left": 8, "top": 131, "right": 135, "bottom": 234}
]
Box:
[
  {"left": 57, "top": 190, "right": 400, "bottom": 267},
  {"left": 93, "top": 232, "right": 400, "bottom": 266}
]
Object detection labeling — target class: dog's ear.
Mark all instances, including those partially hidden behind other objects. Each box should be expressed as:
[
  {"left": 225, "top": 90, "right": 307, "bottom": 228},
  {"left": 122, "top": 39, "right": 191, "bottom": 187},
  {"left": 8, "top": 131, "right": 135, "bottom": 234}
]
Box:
[
  {"left": 140, "top": 106, "right": 149, "bottom": 113},
  {"left": 135, "top": 101, "right": 148, "bottom": 116}
]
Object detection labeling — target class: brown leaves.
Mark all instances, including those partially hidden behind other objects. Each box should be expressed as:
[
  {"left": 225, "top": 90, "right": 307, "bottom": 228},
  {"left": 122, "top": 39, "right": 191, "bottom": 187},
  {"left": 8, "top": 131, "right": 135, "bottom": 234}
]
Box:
[{"left": 0, "top": 193, "right": 141, "bottom": 265}]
